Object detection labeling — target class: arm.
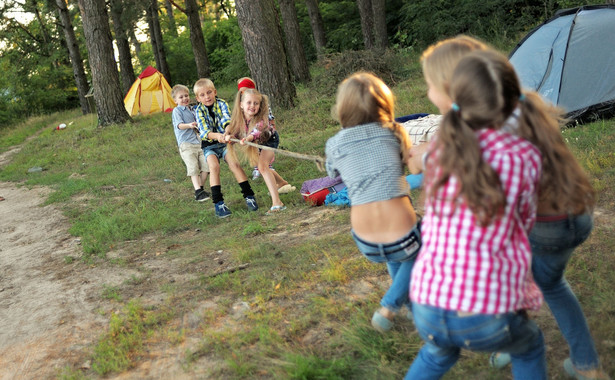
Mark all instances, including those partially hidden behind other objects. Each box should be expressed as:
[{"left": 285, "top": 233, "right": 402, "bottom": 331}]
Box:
[{"left": 407, "top": 142, "right": 429, "bottom": 174}]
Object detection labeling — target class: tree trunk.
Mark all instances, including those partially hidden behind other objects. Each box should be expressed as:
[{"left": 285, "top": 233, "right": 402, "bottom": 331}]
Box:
[
  {"left": 371, "top": 0, "right": 387, "bottom": 50},
  {"left": 304, "top": 0, "right": 326, "bottom": 57},
  {"left": 77, "top": 0, "right": 131, "bottom": 126},
  {"left": 128, "top": 27, "right": 143, "bottom": 68},
  {"left": 185, "top": 0, "right": 211, "bottom": 78},
  {"left": 357, "top": 0, "right": 374, "bottom": 49},
  {"left": 109, "top": 0, "right": 136, "bottom": 95},
  {"left": 235, "top": 0, "right": 295, "bottom": 109},
  {"left": 55, "top": 0, "right": 90, "bottom": 115},
  {"left": 278, "top": 0, "right": 310, "bottom": 83},
  {"left": 164, "top": 0, "right": 178, "bottom": 37},
  {"left": 146, "top": 0, "right": 172, "bottom": 83}
]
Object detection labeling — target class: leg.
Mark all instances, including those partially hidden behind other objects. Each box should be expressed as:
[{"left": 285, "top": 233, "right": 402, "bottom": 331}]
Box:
[
  {"left": 206, "top": 154, "right": 221, "bottom": 187},
  {"left": 259, "top": 150, "right": 283, "bottom": 208},
  {"left": 381, "top": 259, "right": 414, "bottom": 312},
  {"left": 530, "top": 215, "right": 601, "bottom": 371},
  {"left": 272, "top": 170, "right": 289, "bottom": 188},
  {"left": 224, "top": 150, "right": 249, "bottom": 183},
  {"left": 405, "top": 304, "right": 460, "bottom": 380},
  {"left": 190, "top": 175, "right": 201, "bottom": 190}
]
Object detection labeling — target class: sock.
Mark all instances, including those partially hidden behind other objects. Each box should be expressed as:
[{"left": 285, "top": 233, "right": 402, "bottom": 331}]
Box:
[
  {"left": 211, "top": 185, "right": 223, "bottom": 204},
  {"left": 200, "top": 186, "right": 204, "bottom": 191},
  {"left": 239, "top": 181, "right": 254, "bottom": 198}
]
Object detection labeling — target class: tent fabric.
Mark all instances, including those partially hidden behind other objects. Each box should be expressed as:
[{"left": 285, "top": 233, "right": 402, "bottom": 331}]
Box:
[
  {"left": 124, "top": 66, "right": 176, "bottom": 116},
  {"left": 509, "top": 5, "right": 615, "bottom": 121}
]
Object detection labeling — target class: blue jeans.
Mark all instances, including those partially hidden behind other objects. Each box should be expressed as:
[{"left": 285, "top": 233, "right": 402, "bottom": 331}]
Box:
[
  {"left": 406, "top": 304, "right": 547, "bottom": 380},
  {"left": 351, "top": 226, "right": 421, "bottom": 312},
  {"left": 530, "top": 212, "right": 599, "bottom": 371}
]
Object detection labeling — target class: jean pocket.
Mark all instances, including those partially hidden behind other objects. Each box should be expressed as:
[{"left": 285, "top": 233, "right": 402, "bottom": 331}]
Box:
[{"left": 452, "top": 314, "right": 512, "bottom": 352}]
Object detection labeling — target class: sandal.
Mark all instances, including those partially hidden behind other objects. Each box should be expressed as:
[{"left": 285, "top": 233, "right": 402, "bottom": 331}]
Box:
[
  {"left": 489, "top": 352, "right": 511, "bottom": 369},
  {"left": 266, "top": 205, "right": 287, "bottom": 215},
  {"left": 371, "top": 309, "right": 395, "bottom": 333},
  {"left": 563, "top": 358, "right": 612, "bottom": 380}
]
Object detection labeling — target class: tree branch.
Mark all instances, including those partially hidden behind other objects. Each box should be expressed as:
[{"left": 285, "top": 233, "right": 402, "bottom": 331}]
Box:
[{"left": 167, "top": 0, "right": 185, "bottom": 14}]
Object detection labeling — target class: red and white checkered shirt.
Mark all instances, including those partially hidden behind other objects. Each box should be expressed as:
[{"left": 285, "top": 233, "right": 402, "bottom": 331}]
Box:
[{"left": 410, "top": 128, "right": 543, "bottom": 314}]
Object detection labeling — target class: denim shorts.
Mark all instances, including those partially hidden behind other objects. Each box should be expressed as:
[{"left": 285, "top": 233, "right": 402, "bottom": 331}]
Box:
[
  {"left": 260, "top": 130, "right": 280, "bottom": 149},
  {"left": 351, "top": 223, "right": 421, "bottom": 264},
  {"left": 202, "top": 142, "right": 227, "bottom": 160}
]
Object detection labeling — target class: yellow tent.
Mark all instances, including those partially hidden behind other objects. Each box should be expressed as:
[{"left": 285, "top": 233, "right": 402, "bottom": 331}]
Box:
[{"left": 124, "top": 66, "right": 176, "bottom": 116}]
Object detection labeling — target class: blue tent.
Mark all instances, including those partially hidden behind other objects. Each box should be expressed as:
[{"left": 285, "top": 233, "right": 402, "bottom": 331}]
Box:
[{"left": 509, "top": 5, "right": 615, "bottom": 121}]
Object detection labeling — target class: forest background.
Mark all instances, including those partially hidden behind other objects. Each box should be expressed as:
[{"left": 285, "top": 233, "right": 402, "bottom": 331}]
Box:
[
  {"left": 0, "top": 0, "right": 609, "bottom": 128},
  {"left": 0, "top": 1, "right": 614, "bottom": 380}
]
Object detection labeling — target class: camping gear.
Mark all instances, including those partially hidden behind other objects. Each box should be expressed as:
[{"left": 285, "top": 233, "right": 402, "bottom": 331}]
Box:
[
  {"left": 509, "top": 5, "right": 615, "bottom": 121},
  {"left": 301, "top": 176, "right": 344, "bottom": 206},
  {"left": 124, "top": 66, "right": 176, "bottom": 116}
]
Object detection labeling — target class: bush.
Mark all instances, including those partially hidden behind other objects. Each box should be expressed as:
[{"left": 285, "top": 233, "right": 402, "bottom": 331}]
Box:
[{"left": 309, "top": 49, "right": 416, "bottom": 95}]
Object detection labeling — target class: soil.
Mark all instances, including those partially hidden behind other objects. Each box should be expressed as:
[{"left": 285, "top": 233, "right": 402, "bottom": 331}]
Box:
[{"left": 0, "top": 143, "right": 372, "bottom": 380}]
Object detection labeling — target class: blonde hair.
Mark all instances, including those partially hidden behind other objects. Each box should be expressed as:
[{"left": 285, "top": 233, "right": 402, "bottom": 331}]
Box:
[
  {"left": 171, "top": 84, "right": 189, "bottom": 99},
  {"left": 421, "top": 35, "right": 489, "bottom": 97},
  {"left": 226, "top": 88, "right": 270, "bottom": 166},
  {"left": 193, "top": 78, "right": 215, "bottom": 95},
  {"left": 333, "top": 72, "right": 411, "bottom": 160},
  {"left": 425, "top": 50, "right": 520, "bottom": 225}
]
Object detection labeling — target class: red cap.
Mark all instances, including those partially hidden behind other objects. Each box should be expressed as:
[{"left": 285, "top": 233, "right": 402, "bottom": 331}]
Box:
[{"left": 237, "top": 78, "right": 256, "bottom": 90}]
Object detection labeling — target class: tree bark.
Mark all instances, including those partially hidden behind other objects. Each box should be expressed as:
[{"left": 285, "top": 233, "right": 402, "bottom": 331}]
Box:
[
  {"left": 371, "top": 0, "right": 387, "bottom": 50},
  {"left": 55, "top": 0, "right": 90, "bottom": 115},
  {"left": 185, "top": 0, "right": 211, "bottom": 78},
  {"left": 128, "top": 27, "right": 143, "bottom": 68},
  {"left": 357, "top": 0, "right": 374, "bottom": 49},
  {"left": 109, "top": 0, "right": 136, "bottom": 95},
  {"left": 77, "top": 0, "right": 131, "bottom": 126},
  {"left": 278, "top": 0, "right": 310, "bottom": 83},
  {"left": 164, "top": 0, "right": 178, "bottom": 37},
  {"left": 146, "top": 0, "right": 172, "bottom": 83},
  {"left": 304, "top": 0, "right": 326, "bottom": 57},
  {"left": 235, "top": 0, "right": 295, "bottom": 109}
]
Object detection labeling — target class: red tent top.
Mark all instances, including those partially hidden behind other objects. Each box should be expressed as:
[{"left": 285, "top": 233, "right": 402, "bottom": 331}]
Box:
[{"left": 138, "top": 66, "right": 158, "bottom": 79}]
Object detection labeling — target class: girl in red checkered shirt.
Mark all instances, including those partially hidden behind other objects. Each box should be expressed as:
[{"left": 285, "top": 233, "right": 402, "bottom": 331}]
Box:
[{"left": 405, "top": 50, "right": 547, "bottom": 380}]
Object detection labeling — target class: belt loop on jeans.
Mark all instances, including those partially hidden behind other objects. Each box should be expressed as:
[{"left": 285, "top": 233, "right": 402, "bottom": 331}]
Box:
[{"left": 378, "top": 243, "right": 386, "bottom": 258}]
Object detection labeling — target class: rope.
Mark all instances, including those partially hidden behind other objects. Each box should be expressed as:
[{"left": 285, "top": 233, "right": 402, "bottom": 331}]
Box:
[{"left": 228, "top": 138, "right": 326, "bottom": 172}]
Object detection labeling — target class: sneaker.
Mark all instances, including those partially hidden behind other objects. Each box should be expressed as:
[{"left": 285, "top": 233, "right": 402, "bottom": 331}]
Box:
[
  {"left": 195, "top": 189, "right": 210, "bottom": 202},
  {"left": 251, "top": 168, "right": 261, "bottom": 180},
  {"left": 214, "top": 201, "right": 231, "bottom": 218},
  {"left": 245, "top": 196, "right": 259, "bottom": 211}
]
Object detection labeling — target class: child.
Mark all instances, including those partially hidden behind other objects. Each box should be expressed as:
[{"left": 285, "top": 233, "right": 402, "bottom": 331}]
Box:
[
  {"left": 193, "top": 78, "right": 259, "bottom": 218},
  {"left": 225, "top": 88, "right": 287, "bottom": 215},
  {"left": 325, "top": 72, "right": 421, "bottom": 333},
  {"left": 419, "top": 36, "right": 611, "bottom": 380},
  {"left": 406, "top": 51, "right": 546, "bottom": 379},
  {"left": 170, "top": 84, "right": 210, "bottom": 202},
  {"left": 236, "top": 77, "right": 296, "bottom": 194}
]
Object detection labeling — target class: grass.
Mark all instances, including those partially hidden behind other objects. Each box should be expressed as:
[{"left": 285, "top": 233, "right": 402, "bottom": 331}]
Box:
[{"left": 1, "top": 48, "right": 614, "bottom": 379}]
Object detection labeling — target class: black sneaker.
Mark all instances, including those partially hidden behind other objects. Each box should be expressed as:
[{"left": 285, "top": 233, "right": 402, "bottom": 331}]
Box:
[{"left": 195, "top": 189, "right": 210, "bottom": 202}]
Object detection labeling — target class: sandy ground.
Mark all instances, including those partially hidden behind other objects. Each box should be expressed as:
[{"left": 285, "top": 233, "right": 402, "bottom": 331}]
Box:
[{"left": 0, "top": 182, "right": 112, "bottom": 379}]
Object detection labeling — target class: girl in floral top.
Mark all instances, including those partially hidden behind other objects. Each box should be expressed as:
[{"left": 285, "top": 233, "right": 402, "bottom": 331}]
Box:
[
  {"left": 405, "top": 51, "right": 546, "bottom": 379},
  {"left": 226, "top": 88, "right": 286, "bottom": 214}
]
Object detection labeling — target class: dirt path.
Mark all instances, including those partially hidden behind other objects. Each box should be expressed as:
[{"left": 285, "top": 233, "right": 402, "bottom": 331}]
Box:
[
  {"left": 0, "top": 140, "right": 221, "bottom": 379},
  {"left": 0, "top": 182, "right": 110, "bottom": 379}
]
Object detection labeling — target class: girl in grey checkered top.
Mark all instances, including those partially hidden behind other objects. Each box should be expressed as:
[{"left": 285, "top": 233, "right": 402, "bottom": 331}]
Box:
[{"left": 325, "top": 72, "right": 421, "bottom": 333}]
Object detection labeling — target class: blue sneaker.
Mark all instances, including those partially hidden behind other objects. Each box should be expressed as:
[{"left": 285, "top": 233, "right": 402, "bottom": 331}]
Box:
[
  {"left": 245, "top": 196, "right": 258, "bottom": 211},
  {"left": 214, "top": 201, "right": 231, "bottom": 218}
]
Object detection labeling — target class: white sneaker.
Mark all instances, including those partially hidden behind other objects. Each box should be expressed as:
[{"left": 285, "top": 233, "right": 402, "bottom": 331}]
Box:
[{"left": 251, "top": 168, "right": 260, "bottom": 180}]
